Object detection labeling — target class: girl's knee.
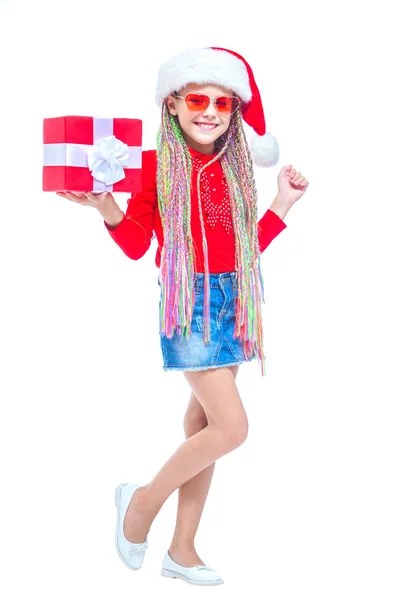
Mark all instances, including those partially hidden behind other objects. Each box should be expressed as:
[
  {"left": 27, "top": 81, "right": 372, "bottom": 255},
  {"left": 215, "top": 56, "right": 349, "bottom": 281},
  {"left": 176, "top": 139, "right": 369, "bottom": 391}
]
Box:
[
  {"left": 227, "top": 416, "right": 249, "bottom": 448},
  {"left": 213, "top": 415, "right": 249, "bottom": 450}
]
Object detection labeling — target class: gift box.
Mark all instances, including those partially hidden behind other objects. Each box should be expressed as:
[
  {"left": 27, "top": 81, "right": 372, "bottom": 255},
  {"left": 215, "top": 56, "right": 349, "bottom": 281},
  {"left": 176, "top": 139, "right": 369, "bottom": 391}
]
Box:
[{"left": 43, "top": 116, "right": 142, "bottom": 193}]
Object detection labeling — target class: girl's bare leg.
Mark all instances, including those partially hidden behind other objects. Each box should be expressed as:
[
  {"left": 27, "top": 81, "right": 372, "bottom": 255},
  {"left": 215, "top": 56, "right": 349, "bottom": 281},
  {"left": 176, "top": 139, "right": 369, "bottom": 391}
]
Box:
[
  {"left": 168, "top": 364, "right": 240, "bottom": 567},
  {"left": 123, "top": 365, "right": 247, "bottom": 548}
]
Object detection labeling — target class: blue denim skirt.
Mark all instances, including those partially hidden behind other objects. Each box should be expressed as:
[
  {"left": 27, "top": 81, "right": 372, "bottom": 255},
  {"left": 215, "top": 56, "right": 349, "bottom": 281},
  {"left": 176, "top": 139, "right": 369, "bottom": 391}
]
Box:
[{"left": 158, "top": 271, "right": 257, "bottom": 372}]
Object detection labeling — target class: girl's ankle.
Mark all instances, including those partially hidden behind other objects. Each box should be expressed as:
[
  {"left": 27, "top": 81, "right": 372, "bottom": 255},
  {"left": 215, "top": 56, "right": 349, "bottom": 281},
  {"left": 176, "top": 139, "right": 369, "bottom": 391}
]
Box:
[{"left": 169, "top": 540, "right": 196, "bottom": 553}]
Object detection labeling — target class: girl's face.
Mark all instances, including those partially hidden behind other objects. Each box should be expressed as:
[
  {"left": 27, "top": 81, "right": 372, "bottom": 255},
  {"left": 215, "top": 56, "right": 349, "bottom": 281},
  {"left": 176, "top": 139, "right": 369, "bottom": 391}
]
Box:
[{"left": 166, "top": 82, "right": 236, "bottom": 155}]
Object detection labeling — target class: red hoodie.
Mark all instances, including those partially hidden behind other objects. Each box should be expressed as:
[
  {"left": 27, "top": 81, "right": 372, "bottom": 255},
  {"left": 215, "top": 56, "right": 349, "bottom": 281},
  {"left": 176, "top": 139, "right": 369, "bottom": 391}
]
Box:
[{"left": 104, "top": 146, "right": 287, "bottom": 272}]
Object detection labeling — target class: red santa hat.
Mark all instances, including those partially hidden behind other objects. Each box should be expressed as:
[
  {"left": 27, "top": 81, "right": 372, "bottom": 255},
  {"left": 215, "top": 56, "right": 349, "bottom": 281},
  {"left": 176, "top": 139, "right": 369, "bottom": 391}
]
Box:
[{"left": 155, "top": 46, "right": 279, "bottom": 168}]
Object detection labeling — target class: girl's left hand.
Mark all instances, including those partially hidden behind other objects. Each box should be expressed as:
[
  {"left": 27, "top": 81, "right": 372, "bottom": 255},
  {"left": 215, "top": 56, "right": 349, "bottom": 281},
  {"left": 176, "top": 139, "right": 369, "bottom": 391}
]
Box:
[{"left": 277, "top": 165, "right": 310, "bottom": 205}]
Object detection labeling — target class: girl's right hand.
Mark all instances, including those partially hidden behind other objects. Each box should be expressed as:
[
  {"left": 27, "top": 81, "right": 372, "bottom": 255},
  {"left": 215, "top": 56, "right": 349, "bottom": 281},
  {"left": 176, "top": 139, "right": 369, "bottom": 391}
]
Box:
[{"left": 56, "top": 191, "right": 115, "bottom": 209}]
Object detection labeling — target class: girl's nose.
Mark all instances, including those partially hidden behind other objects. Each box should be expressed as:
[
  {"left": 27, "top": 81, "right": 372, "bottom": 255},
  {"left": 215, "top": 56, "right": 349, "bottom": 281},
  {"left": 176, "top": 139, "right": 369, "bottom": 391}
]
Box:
[{"left": 202, "top": 100, "right": 219, "bottom": 118}]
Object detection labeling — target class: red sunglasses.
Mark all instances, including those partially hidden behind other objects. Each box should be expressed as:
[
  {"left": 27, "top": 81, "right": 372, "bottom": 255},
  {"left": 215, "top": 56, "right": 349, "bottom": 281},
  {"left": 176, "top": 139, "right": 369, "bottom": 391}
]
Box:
[{"left": 173, "top": 92, "right": 241, "bottom": 117}]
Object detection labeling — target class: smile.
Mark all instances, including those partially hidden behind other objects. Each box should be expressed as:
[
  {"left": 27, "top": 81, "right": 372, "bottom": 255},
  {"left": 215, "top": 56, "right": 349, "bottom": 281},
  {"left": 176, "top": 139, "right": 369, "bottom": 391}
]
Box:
[{"left": 195, "top": 123, "right": 218, "bottom": 131}]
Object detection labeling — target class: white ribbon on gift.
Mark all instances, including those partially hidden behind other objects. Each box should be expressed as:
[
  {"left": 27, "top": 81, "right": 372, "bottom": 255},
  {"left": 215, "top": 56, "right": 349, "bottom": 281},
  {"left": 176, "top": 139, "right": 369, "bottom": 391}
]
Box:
[
  {"left": 86, "top": 135, "right": 130, "bottom": 185},
  {"left": 43, "top": 117, "right": 142, "bottom": 193}
]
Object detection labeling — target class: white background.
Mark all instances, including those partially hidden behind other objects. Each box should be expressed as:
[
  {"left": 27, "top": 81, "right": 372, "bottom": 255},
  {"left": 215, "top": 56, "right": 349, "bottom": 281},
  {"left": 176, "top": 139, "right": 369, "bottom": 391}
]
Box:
[{"left": 1, "top": 0, "right": 399, "bottom": 597}]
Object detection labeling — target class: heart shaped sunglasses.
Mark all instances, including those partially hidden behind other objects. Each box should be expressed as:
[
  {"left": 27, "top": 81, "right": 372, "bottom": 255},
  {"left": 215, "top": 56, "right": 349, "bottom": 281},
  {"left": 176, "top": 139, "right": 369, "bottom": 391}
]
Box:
[{"left": 172, "top": 92, "right": 241, "bottom": 117}]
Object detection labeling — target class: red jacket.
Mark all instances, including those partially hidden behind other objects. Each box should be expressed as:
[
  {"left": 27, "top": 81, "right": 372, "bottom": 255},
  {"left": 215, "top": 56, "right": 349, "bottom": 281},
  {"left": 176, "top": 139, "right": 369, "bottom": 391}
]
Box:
[{"left": 104, "top": 146, "right": 287, "bottom": 272}]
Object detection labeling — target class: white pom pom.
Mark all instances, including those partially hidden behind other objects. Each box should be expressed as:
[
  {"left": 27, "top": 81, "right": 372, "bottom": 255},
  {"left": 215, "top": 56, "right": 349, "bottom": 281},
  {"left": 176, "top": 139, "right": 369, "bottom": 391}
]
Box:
[{"left": 250, "top": 132, "right": 280, "bottom": 168}]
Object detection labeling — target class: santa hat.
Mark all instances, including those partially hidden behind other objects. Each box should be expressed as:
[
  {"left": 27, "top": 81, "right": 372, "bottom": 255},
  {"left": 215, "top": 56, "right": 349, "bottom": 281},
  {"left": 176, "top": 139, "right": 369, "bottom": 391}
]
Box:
[{"left": 155, "top": 46, "right": 279, "bottom": 168}]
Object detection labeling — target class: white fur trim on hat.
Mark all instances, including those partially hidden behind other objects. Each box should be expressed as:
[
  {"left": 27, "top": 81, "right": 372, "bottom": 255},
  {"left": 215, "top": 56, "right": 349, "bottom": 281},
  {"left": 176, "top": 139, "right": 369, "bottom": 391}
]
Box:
[
  {"left": 155, "top": 48, "right": 252, "bottom": 107},
  {"left": 251, "top": 132, "right": 280, "bottom": 168}
]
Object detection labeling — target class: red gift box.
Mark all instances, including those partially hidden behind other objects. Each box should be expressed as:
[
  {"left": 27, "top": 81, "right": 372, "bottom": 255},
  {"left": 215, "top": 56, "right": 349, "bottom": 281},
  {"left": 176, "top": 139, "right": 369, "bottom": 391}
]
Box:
[{"left": 43, "top": 116, "right": 142, "bottom": 193}]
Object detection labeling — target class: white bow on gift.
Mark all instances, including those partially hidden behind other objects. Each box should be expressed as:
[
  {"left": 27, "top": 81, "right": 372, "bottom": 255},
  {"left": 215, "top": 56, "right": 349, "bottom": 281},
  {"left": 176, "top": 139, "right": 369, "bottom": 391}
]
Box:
[{"left": 86, "top": 135, "right": 130, "bottom": 185}]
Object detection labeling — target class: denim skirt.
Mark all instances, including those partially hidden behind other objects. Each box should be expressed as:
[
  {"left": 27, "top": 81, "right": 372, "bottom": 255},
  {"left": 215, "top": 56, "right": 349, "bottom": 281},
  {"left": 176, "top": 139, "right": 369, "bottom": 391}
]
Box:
[{"left": 158, "top": 270, "right": 257, "bottom": 372}]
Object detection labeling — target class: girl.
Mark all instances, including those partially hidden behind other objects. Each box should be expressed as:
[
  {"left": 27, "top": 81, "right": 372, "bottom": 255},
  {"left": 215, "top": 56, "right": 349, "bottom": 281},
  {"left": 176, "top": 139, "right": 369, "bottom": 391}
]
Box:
[{"left": 57, "top": 46, "right": 309, "bottom": 585}]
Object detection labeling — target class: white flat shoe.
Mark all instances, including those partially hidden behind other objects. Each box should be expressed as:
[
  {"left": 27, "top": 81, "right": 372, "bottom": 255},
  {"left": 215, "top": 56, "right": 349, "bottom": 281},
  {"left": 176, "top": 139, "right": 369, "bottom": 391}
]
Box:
[
  {"left": 114, "top": 483, "right": 148, "bottom": 570},
  {"left": 161, "top": 551, "right": 224, "bottom": 586}
]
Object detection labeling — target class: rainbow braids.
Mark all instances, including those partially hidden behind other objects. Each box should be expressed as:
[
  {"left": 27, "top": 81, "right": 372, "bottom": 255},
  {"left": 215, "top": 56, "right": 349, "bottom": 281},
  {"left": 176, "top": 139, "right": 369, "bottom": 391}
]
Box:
[{"left": 156, "top": 102, "right": 268, "bottom": 377}]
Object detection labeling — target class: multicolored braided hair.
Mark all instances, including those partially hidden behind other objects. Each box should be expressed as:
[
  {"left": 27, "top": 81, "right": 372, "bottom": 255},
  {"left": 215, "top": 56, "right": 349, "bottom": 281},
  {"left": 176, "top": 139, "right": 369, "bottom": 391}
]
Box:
[{"left": 156, "top": 100, "right": 268, "bottom": 377}]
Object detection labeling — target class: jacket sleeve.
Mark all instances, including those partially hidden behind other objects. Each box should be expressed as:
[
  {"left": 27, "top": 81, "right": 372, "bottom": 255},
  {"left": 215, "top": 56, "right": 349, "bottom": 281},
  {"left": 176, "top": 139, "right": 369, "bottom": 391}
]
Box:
[
  {"left": 257, "top": 209, "right": 287, "bottom": 254},
  {"left": 104, "top": 150, "right": 157, "bottom": 260}
]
